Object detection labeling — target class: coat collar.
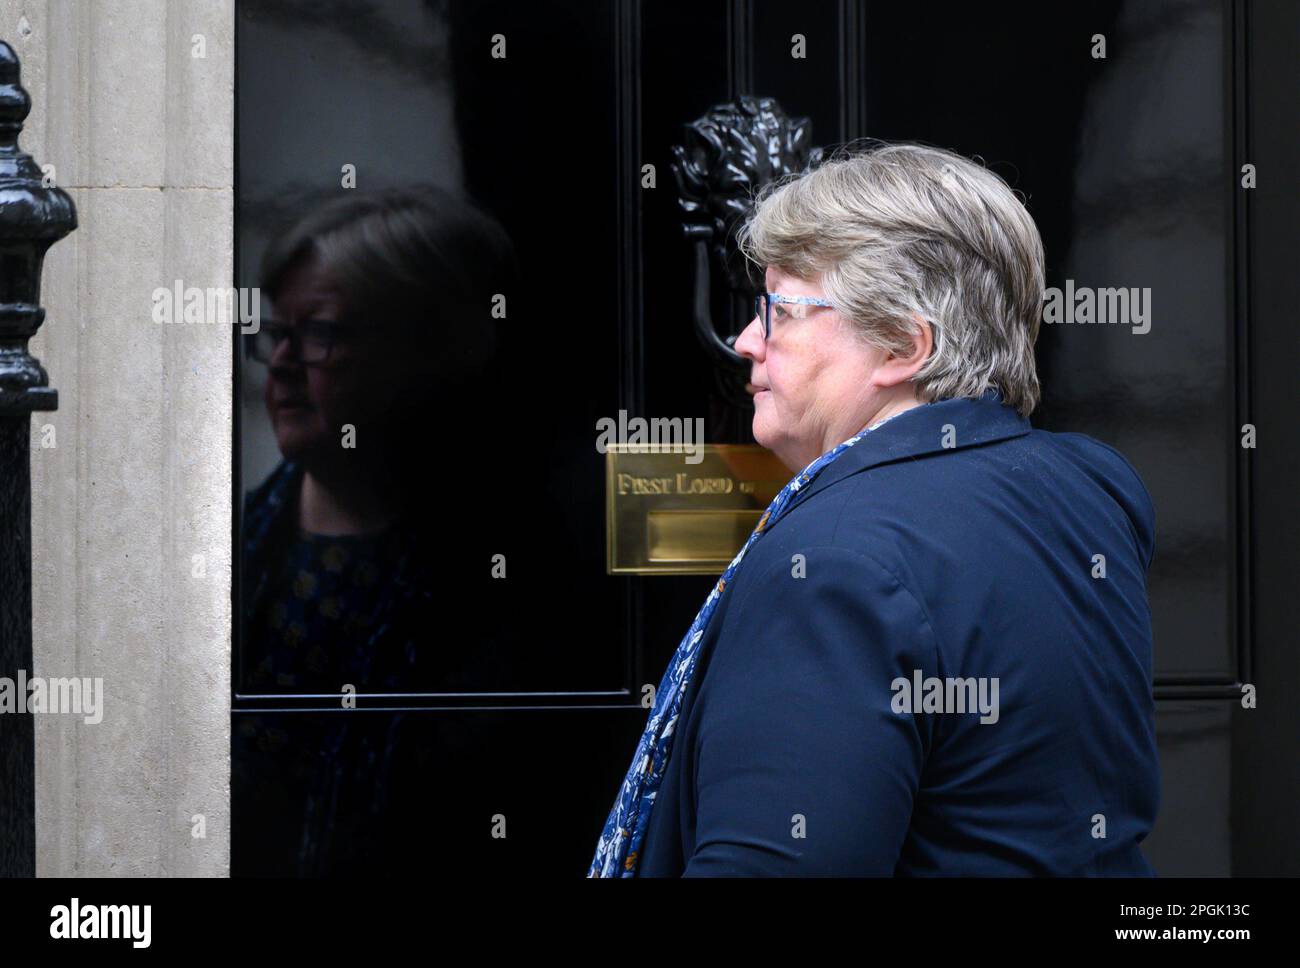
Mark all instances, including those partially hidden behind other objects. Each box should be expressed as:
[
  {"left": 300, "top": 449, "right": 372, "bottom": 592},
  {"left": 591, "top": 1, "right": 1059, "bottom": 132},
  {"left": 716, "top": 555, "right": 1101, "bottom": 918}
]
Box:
[{"left": 789, "top": 388, "right": 1032, "bottom": 511}]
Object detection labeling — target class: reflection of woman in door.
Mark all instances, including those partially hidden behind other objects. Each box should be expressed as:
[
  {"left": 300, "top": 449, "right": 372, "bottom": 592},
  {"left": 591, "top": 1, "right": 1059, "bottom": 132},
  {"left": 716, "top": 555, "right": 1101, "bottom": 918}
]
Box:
[
  {"left": 236, "top": 185, "right": 519, "bottom": 874},
  {"left": 242, "top": 185, "right": 518, "bottom": 694}
]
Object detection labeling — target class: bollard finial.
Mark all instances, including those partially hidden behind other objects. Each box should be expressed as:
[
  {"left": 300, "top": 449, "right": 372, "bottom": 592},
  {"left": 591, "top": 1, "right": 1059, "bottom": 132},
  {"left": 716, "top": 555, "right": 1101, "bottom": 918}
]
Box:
[{"left": 0, "top": 39, "right": 77, "bottom": 415}]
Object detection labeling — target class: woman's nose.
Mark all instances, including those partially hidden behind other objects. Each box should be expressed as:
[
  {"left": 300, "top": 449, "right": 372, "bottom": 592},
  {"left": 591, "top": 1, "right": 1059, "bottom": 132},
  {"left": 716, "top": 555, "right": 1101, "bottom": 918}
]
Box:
[
  {"left": 268, "top": 332, "right": 301, "bottom": 373},
  {"left": 733, "top": 313, "right": 766, "bottom": 361}
]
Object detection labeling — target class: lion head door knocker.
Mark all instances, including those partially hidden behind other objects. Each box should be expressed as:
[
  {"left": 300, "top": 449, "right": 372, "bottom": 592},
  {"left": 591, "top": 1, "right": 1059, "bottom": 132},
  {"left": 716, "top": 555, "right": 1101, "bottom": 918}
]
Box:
[{"left": 670, "top": 95, "right": 826, "bottom": 411}]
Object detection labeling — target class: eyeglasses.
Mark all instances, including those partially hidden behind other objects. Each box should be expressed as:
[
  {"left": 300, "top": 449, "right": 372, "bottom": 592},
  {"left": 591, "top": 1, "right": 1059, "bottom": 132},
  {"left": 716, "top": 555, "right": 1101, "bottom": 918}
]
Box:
[
  {"left": 753, "top": 292, "right": 834, "bottom": 341},
  {"left": 246, "top": 319, "right": 379, "bottom": 366}
]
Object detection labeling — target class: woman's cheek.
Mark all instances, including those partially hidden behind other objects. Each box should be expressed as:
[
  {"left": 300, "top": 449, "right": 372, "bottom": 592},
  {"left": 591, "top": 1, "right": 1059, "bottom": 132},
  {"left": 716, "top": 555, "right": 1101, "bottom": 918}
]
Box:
[
  {"left": 312, "top": 380, "right": 379, "bottom": 434},
  {"left": 305, "top": 373, "right": 342, "bottom": 420}
]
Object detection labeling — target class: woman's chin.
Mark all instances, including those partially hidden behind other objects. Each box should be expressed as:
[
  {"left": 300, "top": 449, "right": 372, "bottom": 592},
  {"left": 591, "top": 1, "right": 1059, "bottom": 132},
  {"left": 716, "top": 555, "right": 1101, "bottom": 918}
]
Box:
[
  {"left": 751, "top": 413, "right": 778, "bottom": 451},
  {"left": 751, "top": 424, "right": 801, "bottom": 472},
  {"left": 273, "top": 430, "right": 327, "bottom": 464}
]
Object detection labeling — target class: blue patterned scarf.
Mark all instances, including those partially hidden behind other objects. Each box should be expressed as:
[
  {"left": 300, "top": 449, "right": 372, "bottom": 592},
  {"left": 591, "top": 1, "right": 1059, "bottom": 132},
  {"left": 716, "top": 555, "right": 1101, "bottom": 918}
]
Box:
[{"left": 588, "top": 409, "right": 911, "bottom": 877}]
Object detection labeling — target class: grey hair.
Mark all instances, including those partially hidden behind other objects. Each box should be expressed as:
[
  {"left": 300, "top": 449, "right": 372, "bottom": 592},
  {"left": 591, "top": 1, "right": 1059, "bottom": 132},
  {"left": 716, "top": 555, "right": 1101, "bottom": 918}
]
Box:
[
  {"left": 260, "top": 184, "right": 520, "bottom": 379},
  {"left": 735, "top": 141, "right": 1045, "bottom": 416}
]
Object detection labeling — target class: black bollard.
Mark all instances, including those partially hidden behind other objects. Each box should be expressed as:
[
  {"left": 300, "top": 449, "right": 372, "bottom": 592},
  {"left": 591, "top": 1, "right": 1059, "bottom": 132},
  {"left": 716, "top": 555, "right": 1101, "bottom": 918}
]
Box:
[{"left": 0, "top": 38, "right": 76, "bottom": 878}]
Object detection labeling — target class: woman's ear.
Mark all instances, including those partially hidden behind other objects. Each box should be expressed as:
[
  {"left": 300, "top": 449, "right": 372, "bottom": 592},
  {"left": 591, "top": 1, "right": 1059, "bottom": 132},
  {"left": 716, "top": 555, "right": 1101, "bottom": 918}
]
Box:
[{"left": 870, "top": 314, "right": 932, "bottom": 389}]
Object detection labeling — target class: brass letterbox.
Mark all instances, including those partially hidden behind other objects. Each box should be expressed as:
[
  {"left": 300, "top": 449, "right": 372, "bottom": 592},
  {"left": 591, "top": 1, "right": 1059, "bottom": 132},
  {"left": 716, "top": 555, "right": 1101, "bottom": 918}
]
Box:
[{"left": 605, "top": 444, "right": 791, "bottom": 575}]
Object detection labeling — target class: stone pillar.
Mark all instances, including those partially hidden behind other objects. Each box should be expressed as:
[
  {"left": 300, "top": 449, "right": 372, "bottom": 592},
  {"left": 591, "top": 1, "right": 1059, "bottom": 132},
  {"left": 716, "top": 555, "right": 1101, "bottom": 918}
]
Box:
[{"left": 0, "top": 0, "right": 234, "bottom": 877}]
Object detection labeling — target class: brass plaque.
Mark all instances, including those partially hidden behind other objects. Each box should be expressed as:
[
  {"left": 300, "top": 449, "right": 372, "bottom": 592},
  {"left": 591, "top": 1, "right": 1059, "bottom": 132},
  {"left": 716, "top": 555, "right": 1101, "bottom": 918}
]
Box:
[{"left": 605, "top": 444, "right": 792, "bottom": 574}]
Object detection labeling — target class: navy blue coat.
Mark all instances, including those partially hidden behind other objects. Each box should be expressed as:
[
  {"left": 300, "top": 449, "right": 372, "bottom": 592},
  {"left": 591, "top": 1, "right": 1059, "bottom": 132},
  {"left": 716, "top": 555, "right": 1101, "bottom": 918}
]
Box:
[{"left": 637, "top": 389, "right": 1160, "bottom": 876}]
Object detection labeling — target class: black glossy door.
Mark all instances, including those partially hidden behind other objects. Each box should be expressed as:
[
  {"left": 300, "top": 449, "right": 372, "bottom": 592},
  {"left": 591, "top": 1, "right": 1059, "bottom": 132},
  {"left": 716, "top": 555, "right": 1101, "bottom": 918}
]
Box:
[{"left": 232, "top": 0, "right": 1298, "bottom": 876}]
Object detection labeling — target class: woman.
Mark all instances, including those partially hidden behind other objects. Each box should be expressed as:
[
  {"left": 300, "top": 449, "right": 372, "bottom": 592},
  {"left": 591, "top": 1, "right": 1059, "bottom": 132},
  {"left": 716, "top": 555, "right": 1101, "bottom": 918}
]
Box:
[
  {"left": 242, "top": 185, "right": 518, "bottom": 695},
  {"left": 236, "top": 185, "right": 520, "bottom": 874},
  {"left": 590, "top": 142, "right": 1160, "bottom": 876}
]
